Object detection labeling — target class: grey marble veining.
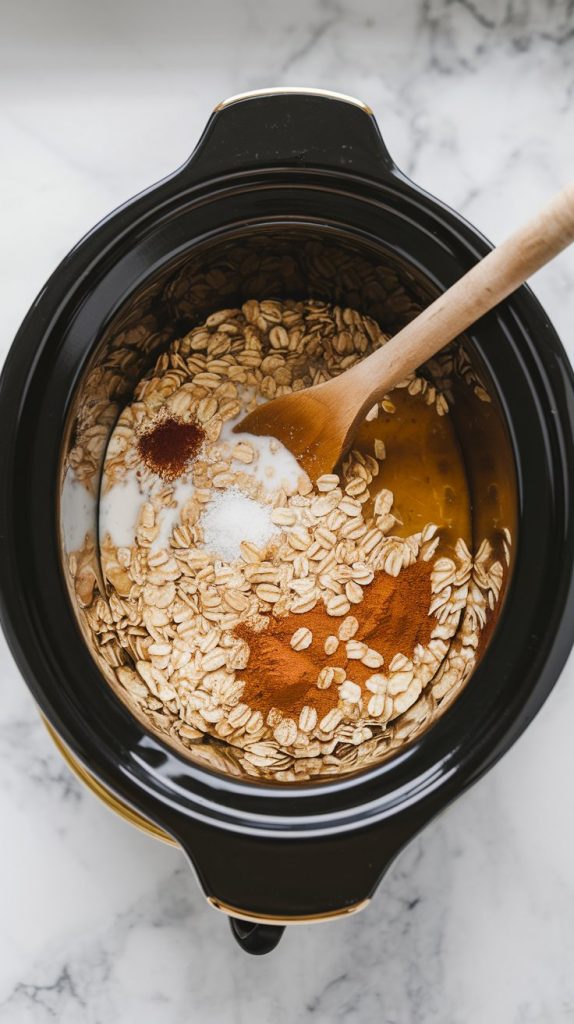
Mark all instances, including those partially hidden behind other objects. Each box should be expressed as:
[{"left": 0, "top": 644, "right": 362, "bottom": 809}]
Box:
[{"left": 2, "top": 0, "right": 574, "bottom": 1021}]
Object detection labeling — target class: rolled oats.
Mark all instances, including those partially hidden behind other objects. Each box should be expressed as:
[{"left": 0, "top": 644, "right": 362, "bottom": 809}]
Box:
[
  {"left": 299, "top": 705, "right": 318, "bottom": 732},
  {"left": 362, "top": 648, "right": 384, "bottom": 669},
  {"left": 326, "top": 594, "right": 351, "bottom": 617},
  {"left": 317, "top": 667, "right": 335, "bottom": 690},
  {"left": 345, "top": 580, "right": 364, "bottom": 604},
  {"left": 339, "top": 680, "right": 362, "bottom": 703},
  {"left": 290, "top": 627, "right": 313, "bottom": 651},
  {"left": 338, "top": 616, "right": 359, "bottom": 641},
  {"left": 274, "top": 717, "right": 298, "bottom": 746},
  {"left": 324, "top": 635, "right": 339, "bottom": 655},
  {"left": 316, "top": 474, "right": 340, "bottom": 492},
  {"left": 346, "top": 640, "right": 368, "bottom": 660},
  {"left": 67, "top": 292, "right": 508, "bottom": 784}
]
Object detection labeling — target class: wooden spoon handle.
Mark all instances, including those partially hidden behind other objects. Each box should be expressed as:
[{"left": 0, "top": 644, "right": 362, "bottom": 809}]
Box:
[{"left": 349, "top": 182, "right": 574, "bottom": 407}]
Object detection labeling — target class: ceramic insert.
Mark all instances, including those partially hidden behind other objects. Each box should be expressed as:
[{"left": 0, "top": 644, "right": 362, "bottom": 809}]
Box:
[{"left": 60, "top": 239, "right": 515, "bottom": 783}]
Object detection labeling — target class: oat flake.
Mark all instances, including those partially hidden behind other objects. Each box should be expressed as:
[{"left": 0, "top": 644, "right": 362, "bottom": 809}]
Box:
[{"left": 200, "top": 488, "right": 278, "bottom": 562}]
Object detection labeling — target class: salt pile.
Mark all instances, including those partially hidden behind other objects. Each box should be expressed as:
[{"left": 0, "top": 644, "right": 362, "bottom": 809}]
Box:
[{"left": 200, "top": 488, "right": 278, "bottom": 562}]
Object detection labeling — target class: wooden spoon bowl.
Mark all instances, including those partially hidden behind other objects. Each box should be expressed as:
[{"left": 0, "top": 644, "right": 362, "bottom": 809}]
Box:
[{"left": 237, "top": 183, "right": 574, "bottom": 479}]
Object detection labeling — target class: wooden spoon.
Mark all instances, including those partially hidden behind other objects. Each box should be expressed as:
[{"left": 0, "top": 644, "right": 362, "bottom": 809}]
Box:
[{"left": 236, "top": 183, "right": 574, "bottom": 479}]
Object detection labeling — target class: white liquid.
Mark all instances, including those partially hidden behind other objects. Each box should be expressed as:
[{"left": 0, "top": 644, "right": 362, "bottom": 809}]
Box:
[
  {"left": 152, "top": 476, "right": 196, "bottom": 552},
  {"left": 61, "top": 468, "right": 94, "bottom": 553},
  {"left": 99, "top": 470, "right": 143, "bottom": 548},
  {"left": 220, "top": 407, "right": 304, "bottom": 495}
]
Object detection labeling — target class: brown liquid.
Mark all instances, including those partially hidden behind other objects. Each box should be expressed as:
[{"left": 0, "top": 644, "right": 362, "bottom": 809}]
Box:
[{"left": 355, "top": 388, "right": 472, "bottom": 552}]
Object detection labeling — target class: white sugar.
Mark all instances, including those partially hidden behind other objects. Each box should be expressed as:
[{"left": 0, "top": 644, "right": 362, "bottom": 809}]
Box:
[{"left": 200, "top": 488, "right": 278, "bottom": 562}]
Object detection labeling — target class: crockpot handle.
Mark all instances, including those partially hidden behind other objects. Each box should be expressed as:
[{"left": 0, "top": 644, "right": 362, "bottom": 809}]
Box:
[
  {"left": 179, "top": 88, "right": 396, "bottom": 183},
  {"left": 174, "top": 813, "right": 425, "bottom": 951}
]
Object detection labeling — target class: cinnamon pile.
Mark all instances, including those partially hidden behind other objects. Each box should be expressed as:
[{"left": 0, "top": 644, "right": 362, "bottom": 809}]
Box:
[{"left": 237, "top": 559, "right": 433, "bottom": 721}]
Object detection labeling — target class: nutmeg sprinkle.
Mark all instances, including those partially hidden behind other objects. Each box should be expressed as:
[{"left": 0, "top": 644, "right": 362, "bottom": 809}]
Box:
[{"left": 137, "top": 416, "right": 205, "bottom": 481}]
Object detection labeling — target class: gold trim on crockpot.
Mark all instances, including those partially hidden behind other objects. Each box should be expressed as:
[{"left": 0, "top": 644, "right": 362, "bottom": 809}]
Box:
[
  {"left": 215, "top": 87, "right": 373, "bottom": 115},
  {"left": 42, "top": 717, "right": 177, "bottom": 846},
  {"left": 207, "top": 895, "right": 370, "bottom": 926}
]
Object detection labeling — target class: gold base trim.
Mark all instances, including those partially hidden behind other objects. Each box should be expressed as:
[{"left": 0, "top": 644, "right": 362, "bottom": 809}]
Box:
[
  {"left": 42, "top": 718, "right": 176, "bottom": 846},
  {"left": 216, "top": 87, "right": 373, "bottom": 115},
  {"left": 207, "top": 895, "right": 370, "bottom": 926}
]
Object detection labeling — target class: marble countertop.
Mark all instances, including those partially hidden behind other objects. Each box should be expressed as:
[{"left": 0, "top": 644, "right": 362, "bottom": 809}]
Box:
[{"left": 2, "top": 0, "right": 574, "bottom": 1020}]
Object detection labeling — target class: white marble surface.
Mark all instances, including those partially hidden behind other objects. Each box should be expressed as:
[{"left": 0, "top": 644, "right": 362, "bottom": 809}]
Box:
[{"left": 2, "top": 0, "right": 574, "bottom": 1020}]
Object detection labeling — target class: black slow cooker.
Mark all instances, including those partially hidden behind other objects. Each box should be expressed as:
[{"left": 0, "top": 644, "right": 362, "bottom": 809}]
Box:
[{"left": 1, "top": 89, "right": 573, "bottom": 954}]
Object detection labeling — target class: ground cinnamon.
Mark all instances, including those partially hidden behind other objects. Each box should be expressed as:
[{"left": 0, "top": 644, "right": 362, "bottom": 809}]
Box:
[
  {"left": 237, "top": 559, "right": 433, "bottom": 721},
  {"left": 138, "top": 416, "right": 205, "bottom": 481}
]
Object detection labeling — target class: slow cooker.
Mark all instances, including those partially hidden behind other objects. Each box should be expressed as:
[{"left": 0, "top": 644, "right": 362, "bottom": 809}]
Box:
[{"left": 1, "top": 88, "right": 573, "bottom": 954}]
